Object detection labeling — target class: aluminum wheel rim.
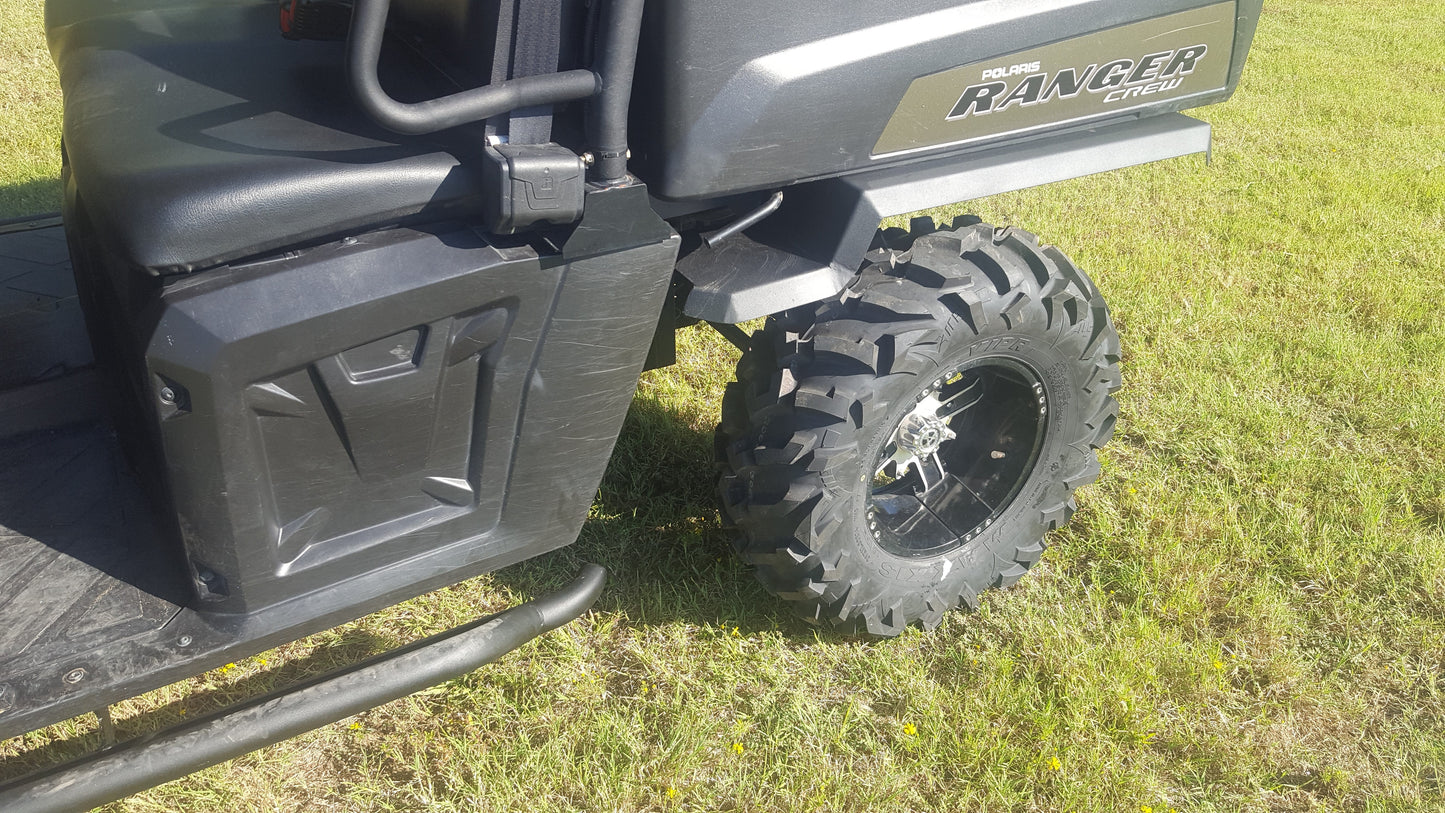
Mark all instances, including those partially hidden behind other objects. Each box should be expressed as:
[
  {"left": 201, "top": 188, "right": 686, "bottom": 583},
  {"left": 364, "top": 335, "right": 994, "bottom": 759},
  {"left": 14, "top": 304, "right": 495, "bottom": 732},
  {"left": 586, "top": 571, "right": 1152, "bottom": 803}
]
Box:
[{"left": 865, "top": 358, "right": 1049, "bottom": 558}]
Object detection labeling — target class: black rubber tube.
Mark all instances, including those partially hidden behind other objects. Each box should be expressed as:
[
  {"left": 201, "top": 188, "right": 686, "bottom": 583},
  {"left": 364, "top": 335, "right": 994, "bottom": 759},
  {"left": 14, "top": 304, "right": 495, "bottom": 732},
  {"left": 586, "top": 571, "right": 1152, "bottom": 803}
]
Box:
[
  {"left": 0, "top": 564, "right": 607, "bottom": 813},
  {"left": 703, "top": 191, "right": 785, "bottom": 248},
  {"left": 347, "top": 0, "right": 600, "bottom": 135},
  {"left": 587, "top": 0, "right": 646, "bottom": 183}
]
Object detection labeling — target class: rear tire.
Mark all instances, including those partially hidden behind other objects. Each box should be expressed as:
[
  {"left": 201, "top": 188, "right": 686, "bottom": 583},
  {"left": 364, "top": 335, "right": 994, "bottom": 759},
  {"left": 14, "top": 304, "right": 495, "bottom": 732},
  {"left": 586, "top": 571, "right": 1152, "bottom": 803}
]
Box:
[{"left": 715, "top": 218, "right": 1121, "bottom": 636}]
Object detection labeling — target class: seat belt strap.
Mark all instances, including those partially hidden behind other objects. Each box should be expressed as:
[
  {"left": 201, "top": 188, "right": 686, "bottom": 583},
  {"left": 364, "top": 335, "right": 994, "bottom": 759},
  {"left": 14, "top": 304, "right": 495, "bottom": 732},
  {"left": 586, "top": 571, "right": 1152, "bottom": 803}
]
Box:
[{"left": 504, "top": 0, "right": 564, "bottom": 144}]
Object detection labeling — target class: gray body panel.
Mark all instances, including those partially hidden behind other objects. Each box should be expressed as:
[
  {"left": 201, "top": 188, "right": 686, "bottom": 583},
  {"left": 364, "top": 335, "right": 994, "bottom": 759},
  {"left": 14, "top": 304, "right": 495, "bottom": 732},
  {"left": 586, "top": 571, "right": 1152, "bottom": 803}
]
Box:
[{"left": 633, "top": 0, "right": 1262, "bottom": 201}]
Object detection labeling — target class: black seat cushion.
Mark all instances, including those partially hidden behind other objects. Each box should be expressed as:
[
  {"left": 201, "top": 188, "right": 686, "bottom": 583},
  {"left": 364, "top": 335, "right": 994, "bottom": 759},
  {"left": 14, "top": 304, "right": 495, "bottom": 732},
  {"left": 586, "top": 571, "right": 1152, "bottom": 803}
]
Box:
[{"left": 50, "top": 1, "right": 488, "bottom": 274}]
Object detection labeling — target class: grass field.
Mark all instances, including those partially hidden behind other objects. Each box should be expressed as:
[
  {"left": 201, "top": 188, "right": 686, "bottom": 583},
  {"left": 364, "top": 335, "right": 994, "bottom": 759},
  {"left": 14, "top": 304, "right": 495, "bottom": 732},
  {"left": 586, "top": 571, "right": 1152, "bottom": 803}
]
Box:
[
  {"left": 0, "top": 0, "right": 60, "bottom": 217},
  {"left": 3, "top": 0, "right": 1444, "bottom": 810}
]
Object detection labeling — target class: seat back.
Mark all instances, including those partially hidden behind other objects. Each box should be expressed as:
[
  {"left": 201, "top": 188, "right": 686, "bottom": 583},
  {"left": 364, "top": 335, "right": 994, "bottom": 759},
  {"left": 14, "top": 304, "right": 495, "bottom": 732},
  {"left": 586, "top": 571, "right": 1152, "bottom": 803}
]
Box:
[{"left": 389, "top": 0, "right": 590, "bottom": 93}]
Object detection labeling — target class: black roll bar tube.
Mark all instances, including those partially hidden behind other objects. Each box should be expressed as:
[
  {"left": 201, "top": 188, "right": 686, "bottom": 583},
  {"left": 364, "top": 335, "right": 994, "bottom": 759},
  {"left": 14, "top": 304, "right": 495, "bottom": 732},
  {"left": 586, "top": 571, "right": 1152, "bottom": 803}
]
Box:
[
  {"left": 347, "top": 0, "right": 649, "bottom": 181},
  {"left": 587, "top": 0, "right": 646, "bottom": 183},
  {"left": 346, "top": 0, "right": 602, "bottom": 136}
]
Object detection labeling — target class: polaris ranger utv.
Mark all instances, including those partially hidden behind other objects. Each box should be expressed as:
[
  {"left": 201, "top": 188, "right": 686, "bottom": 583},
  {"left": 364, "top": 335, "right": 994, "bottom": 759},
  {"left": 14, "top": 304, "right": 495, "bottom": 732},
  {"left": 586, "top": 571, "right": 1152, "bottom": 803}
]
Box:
[{"left": 0, "top": 0, "right": 1261, "bottom": 806}]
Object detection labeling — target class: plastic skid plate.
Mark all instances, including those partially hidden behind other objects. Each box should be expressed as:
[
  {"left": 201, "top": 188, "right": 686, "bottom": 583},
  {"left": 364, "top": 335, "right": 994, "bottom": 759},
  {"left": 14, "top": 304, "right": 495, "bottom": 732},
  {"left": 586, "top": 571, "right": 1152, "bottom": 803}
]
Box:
[
  {"left": 0, "top": 186, "right": 676, "bottom": 737},
  {"left": 133, "top": 191, "right": 677, "bottom": 615}
]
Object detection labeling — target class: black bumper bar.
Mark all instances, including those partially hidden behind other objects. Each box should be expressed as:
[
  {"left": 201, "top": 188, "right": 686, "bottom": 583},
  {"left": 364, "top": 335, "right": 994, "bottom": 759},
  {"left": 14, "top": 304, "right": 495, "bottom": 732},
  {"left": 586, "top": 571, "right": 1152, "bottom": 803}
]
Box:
[{"left": 0, "top": 564, "right": 606, "bottom": 813}]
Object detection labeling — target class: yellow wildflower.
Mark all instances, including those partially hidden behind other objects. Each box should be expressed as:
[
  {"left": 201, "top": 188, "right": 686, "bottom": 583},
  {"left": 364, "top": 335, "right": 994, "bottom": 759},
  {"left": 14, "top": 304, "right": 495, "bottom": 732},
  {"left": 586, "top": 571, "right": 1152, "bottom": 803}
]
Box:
[
  {"left": 349, "top": 721, "right": 362, "bottom": 730},
  {"left": 667, "top": 786, "right": 677, "bottom": 800},
  {"left": 1142, "top": 807, "right": 1153, "bottom": 813},
  {"left": 731, "top": 742, "right": 744, "bottom": 754},
  {"left": 1213, "top": 659, "right": 1225, "bottom": 670},
  {"left": 1047, "top": 756, "right": 1062, "bottom": 771},
  {"left": 902, "top": 722, "right": 917, "bottom": 737}
]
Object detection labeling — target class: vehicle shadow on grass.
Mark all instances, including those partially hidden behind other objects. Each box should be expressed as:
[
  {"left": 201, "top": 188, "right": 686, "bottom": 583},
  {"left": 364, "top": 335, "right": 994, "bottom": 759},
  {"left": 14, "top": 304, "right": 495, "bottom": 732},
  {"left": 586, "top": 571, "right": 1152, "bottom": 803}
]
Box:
[
  {"left": 0, "top": 179, "right": 63, "bottom": 223},
  {"left": 491, "top": 393, "right": 831, "bottom": 641}
]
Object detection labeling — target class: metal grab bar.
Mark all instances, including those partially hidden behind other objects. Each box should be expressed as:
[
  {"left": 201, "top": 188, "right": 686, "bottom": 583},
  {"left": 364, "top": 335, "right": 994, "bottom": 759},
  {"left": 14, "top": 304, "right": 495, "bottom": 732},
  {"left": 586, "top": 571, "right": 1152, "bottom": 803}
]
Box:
[{"left": 346, "top": 0, "right": 602, "bottom": 135}]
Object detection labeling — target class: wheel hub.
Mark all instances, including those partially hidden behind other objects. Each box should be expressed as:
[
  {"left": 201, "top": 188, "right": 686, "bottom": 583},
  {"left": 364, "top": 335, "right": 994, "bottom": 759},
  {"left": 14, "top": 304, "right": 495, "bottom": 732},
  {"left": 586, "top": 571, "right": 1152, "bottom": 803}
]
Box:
[{"left": 897, "top": 412, "right": 955, "bottom": 458}]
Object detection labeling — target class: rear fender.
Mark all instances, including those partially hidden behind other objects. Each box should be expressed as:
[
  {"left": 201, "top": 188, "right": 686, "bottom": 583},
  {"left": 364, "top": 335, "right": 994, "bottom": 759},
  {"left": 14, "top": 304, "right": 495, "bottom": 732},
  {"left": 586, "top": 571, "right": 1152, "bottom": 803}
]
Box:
[{"left": 679, "top": 113, "right": 1211, "bottom": 324}]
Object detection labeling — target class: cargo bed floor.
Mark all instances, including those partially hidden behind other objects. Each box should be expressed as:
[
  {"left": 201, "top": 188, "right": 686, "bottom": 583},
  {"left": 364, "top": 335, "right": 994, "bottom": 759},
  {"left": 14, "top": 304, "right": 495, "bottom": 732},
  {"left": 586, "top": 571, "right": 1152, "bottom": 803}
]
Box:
[
  {"left": 0, "top": 425, "right": 188, "bottom": 682},
  {"left": 1, "top": 216, "right": 189, "bottom": 721},
  {"left": 0, "top": 215, "right": 91, "bottom": 392}
]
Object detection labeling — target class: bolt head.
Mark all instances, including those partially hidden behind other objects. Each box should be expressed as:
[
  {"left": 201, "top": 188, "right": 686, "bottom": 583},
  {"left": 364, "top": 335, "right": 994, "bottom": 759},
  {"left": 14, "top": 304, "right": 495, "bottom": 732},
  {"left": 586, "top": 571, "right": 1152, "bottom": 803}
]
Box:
[
  {"left": 159, "top": 387, "right": 176, "bottom": 404},
  {"left": 63, "top": 668, "right": 86, "bottom": 685}
]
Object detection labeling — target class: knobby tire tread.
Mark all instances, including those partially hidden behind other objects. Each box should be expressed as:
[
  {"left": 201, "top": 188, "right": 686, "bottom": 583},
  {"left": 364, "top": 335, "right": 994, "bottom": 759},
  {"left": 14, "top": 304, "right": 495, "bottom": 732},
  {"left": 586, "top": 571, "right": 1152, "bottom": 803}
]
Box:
[{"left": 716, "top": 218, "right": 1121, "bottom": 636}]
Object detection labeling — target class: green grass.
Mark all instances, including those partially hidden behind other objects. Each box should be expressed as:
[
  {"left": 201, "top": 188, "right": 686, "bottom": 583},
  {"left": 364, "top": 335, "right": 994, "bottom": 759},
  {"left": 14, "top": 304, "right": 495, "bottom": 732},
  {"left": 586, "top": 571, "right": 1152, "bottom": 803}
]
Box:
[
  {"left": 4, "top": 0, "right": 1445, "bottom": 810},
  {"left": 0, "top": 0, "right": 61, "bottom": 217}
]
